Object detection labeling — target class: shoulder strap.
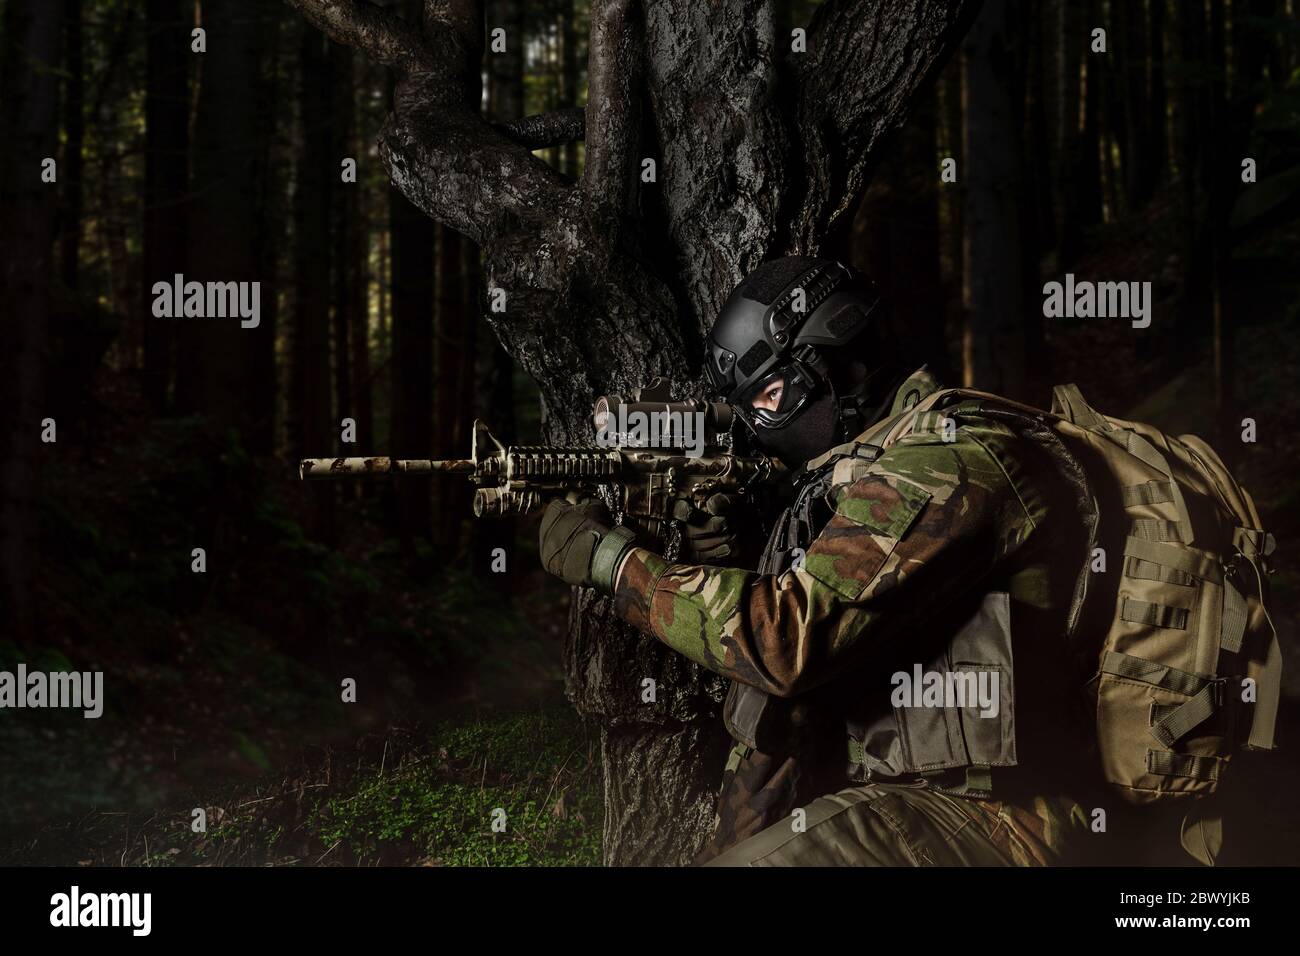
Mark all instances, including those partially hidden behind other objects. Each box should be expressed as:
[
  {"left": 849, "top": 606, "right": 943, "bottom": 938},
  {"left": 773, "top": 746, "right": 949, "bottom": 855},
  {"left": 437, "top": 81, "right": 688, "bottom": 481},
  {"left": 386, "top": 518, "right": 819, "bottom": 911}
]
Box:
[{"left": 1050, "top": 383, "right": 1113, "bottom": 432}]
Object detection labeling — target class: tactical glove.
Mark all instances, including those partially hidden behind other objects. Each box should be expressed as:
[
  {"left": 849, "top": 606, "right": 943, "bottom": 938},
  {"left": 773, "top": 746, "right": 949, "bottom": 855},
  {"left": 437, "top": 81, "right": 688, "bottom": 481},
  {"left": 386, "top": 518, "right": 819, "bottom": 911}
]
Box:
[
  {"left": 673, "top": 493, "right": 739, "bottom": 564},
  {"left": 538, "top": 498, "right": 637, "bottom": 593}
]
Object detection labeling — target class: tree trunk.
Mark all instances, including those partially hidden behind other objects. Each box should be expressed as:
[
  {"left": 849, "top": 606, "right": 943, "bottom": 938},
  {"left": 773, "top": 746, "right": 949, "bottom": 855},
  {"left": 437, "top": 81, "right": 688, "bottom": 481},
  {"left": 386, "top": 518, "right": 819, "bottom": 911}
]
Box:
[
  {"left": 434, "top": 222, "right": 466, "bottom": 556},
  {"left": 248, "top": 5, "right": 285, "bottom": 457},
  {"left": 1076, "top": 0, "right": 1103, "bottom": 233},
  {"left": 561, "top": 0, "right": 581, "bottom": 177},
  {"left": 1145, "top": 0, "right": 1168, "bottom": 203},
  {"left": 175, "top": 0, "right": 266, "bottom": 438},
  {"left": 1120, "top": 0, "right": 1150, "bottom": 205},
  {"left": 93, "top": 7, "right": 136, "bottom": 320},
  {"left": 961, "top": 0, "right": 1027, "bottom": 398},
  {"left": 294, "top": 22, "right": 336, "bottom": 538},
  {"left": 142, "top": 0, "right": 190, "bottom": 413},
  {"left": 1053, "top": 0, "right": 1083, "bottom": 265},
  {"left": 1175, "top": 0, "right": 1212, "bottom": 353},
  {"left": 60, "top": 0, "right": 85, "bottom": 292},
  {"left": 332, "top": 42, "right": 357, "bottom": 467},
  {"left": 388, "top": 183, "right": 435, "bottom": 551},
  {"left": 0, "top": 0, "right": 62, "bottom": 645},
  {"left": 288, "top": 0, "right": 980, "bottom": 864}
]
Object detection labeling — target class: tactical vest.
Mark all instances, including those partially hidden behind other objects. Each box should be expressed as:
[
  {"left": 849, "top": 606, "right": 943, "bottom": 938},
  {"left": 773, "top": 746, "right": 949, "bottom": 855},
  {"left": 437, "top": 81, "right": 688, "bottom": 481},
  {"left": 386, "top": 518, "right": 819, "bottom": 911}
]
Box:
[{"left": 722, "top": 390, "right": 1018, "bottom": 797}]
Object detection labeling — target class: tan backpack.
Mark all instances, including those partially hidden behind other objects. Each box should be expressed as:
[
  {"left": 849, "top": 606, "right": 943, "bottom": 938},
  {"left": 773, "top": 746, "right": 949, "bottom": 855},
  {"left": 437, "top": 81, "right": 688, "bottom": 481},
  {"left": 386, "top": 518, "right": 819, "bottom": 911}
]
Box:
[
  {"left": 891, "top": 384, "right": 1282, "bottom": 822},
  {"left": 1045, "top": 385, "right": 1281, "bottom": 799}
]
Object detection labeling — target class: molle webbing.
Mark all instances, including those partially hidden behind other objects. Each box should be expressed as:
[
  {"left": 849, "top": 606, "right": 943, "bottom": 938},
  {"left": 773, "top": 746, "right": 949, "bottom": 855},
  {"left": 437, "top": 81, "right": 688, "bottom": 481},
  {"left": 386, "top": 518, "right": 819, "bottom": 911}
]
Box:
[
  {"left": 1147, "top": 751, "right": 1222, "bottom": 781},
  {"left": 1120, "top": 597, "right": 1189, "bottom": 631},
  {"left": 1102, "top": 651, "right": 1212, "bottom": 698},
  {"left": 1102, "top": 651, "right": 1225, "bottom": 750},
  {"left": 1122, "top": 537, "right": 1222, "bottom": 583}
]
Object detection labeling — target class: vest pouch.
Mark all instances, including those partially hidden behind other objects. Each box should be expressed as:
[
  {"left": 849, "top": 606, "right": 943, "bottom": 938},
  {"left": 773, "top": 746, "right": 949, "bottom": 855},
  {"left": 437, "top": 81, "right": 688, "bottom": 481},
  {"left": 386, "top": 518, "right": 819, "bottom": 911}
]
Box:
[
  {"left": 723, "top": 681, "right": 834, "bottom": 756},
  {"left": 851, "top": 592, "right": 1018, "bottom": 786}
]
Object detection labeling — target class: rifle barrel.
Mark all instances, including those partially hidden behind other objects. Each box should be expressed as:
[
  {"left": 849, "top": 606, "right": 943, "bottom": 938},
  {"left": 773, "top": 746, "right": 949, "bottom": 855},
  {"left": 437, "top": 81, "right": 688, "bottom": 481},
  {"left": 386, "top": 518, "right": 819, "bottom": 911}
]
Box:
[{"left": 298, "top": 457, "right": 475, "bottom": 480}]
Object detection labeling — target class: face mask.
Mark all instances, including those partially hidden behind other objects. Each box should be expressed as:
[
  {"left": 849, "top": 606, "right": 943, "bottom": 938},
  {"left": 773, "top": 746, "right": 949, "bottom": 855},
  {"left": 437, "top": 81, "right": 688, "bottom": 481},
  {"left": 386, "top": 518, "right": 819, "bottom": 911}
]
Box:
[{"left": 752, "top": 391, "right": 841, "bottom": 468}]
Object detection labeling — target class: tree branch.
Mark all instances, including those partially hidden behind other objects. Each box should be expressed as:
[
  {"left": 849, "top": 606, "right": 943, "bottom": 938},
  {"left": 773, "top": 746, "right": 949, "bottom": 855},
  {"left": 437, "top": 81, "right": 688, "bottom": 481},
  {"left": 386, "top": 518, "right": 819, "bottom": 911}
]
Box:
[
  {"left": 283, "top": 0, "right": 434, "bottom": 73},
  {"left": 497, "top": 107, "right": 586, "bottom": 150},
  {"left": 287, "top": 0, "right": 573, "bottom": 247},
  {"left": 791, "top": 0, "right": 982, "bottom": 245}
]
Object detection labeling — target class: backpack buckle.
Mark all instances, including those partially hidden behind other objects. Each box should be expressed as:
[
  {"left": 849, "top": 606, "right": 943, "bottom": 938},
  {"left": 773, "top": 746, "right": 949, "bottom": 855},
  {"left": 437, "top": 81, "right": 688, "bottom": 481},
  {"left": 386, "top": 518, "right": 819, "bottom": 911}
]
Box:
[{"left": 1210, "top": 677, "right": 1230, "bottom": 708}]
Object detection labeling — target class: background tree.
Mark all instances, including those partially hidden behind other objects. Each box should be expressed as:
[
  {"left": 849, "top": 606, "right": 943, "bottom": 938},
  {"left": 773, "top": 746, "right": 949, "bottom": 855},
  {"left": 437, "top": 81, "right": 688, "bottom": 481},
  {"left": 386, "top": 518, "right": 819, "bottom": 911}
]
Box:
[
  {"left": 142, "top": 0, "right": 191, "bottom": 413},
  {"left": 0, "top": 0, "right": 63, "bottom": 646}
]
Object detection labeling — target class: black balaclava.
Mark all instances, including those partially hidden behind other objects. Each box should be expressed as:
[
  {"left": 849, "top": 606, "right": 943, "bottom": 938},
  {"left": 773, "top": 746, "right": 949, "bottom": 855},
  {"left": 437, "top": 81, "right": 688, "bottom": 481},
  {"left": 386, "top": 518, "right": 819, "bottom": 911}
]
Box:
[{"left": 758, "top": 391, "right": 842, "bottom": 468}]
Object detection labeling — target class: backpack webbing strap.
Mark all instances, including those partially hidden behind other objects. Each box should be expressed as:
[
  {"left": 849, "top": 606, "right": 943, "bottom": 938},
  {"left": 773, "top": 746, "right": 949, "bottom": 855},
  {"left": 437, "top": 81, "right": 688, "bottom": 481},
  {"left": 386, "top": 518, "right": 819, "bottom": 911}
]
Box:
[
  {"left": 1149, "top": 682, "right": 1223, "bottom": 748},
  {"left": 1104, "top": 651, "right": 1223, "bottom": 748},
  {"left": 1121, "top": 596, "right": 1189, "bottom": 630},
  {"left": 1122, "top": 431, "right": 1195, "bottom": 545},
  {"left": 1221, "top": 581, "right": 1248, "bottom": 654},
  {"left": 1051, "top": 384, "right": 1111, "bottom": 432},
  {"left": 1149, "top": 702, "right": 1180, "bottom": 724},
  {"left": 1123, "top": 536, "right": 1222, "bottom": 583},
  {"left": 1126, "top": 557, "right": 1195, "bottom": 587},
  {"left": 1247, "top": 629, "right": 1283, "bottom": 751},
  {"left": 1232, "top": 539, "right": 1281, "bottom": 751},
  {"left": 1131, "top": 519, "right": 1186, "bottom": 543},
  {"left": 1147, "top": 750, "right": 1223, "bottom": 781},
  {"left": 1102, "top": 651, "right": 1210, "bottom": 696},
  {"left": 1121, "top": 481, "right": 1177, "bottom": 506}
]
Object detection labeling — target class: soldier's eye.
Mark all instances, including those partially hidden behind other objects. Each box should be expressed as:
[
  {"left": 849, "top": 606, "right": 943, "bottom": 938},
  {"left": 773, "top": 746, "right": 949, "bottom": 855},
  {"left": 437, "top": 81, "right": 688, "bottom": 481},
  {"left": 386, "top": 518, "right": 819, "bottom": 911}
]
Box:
[{"left": 752, "top": 379, "right": 784, "bottom": 412}]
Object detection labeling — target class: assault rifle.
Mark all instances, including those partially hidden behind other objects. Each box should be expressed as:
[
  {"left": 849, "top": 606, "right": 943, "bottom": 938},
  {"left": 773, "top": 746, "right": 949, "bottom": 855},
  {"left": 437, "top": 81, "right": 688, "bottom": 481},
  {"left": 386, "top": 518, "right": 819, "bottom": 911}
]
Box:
[{"left": 298, "top": 379, "right": 784, "bottom": 558}]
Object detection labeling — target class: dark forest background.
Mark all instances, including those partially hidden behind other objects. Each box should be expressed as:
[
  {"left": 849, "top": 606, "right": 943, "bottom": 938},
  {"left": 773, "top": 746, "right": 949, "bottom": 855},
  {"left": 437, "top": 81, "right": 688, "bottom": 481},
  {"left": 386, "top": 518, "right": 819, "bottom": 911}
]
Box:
[{"left": 1, "top": 0, "right": 1299, "bottom": 866}]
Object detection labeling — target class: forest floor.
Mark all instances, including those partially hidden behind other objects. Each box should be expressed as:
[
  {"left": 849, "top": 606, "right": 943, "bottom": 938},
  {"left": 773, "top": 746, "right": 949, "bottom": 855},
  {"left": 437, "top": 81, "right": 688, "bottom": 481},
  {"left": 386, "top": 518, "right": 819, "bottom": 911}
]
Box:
[{"left": 4, "top": 176, "right": 1300, "bottom": 867}]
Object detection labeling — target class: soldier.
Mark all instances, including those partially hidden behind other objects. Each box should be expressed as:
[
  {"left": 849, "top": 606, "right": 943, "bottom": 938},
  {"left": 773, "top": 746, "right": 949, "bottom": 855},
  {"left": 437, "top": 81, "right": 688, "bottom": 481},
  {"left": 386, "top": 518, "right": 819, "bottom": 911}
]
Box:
[{"left": 537, "top": 257, "right": 1110, "bottom": 866}]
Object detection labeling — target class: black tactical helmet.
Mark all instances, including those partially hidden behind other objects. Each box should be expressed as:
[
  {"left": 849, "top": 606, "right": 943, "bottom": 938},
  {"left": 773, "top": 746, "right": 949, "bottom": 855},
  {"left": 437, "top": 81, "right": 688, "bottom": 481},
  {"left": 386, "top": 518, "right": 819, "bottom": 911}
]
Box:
[{"left": 707, "top": 257, "right": 884, "bottom": 442}]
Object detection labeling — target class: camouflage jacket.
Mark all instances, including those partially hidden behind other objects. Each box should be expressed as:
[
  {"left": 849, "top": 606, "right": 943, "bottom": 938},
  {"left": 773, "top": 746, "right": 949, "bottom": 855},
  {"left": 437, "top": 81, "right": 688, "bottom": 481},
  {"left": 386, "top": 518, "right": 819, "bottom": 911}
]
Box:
[{"left": 613, "top": 368, "right": 1095, "bottom": 790}]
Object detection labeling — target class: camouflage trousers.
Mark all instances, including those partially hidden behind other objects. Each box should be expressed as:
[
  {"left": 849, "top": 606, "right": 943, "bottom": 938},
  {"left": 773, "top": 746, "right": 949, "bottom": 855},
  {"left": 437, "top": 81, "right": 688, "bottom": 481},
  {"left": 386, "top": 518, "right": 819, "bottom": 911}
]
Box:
[{"left": 704, "top": 780, "right": 1088, "bottom": 867}]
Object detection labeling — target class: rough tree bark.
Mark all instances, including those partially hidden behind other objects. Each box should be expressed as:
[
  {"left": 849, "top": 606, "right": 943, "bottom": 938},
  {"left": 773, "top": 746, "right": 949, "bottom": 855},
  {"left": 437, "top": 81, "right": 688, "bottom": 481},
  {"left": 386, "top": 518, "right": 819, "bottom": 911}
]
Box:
[{"left": 286, "top": 0, "right": 980, "bottom": 864}]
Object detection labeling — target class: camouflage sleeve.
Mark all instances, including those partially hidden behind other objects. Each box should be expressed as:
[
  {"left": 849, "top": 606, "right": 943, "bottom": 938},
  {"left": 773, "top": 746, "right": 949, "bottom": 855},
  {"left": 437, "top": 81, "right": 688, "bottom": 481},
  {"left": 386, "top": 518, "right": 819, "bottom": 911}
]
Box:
[{"left": 611, "top": 425, "right": 1038, "bottom": 697}]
